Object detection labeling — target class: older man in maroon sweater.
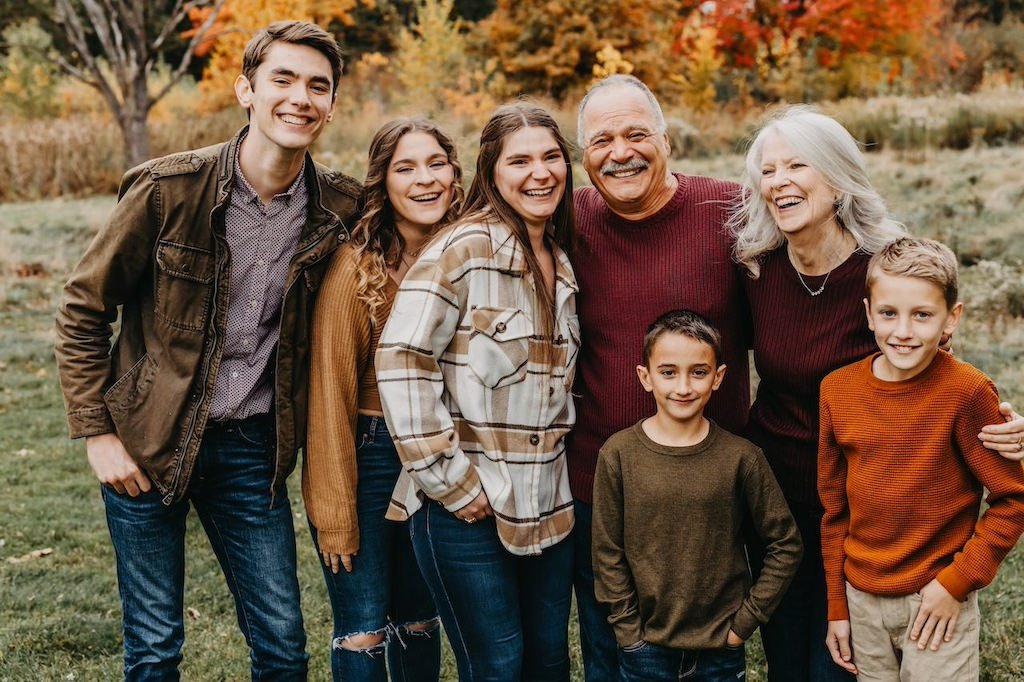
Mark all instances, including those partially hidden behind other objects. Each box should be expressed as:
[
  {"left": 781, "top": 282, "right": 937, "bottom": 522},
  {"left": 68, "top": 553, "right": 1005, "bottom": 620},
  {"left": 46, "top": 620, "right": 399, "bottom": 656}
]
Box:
[{"left": 570, "top": 75, "right": 751, "bottom": 680}]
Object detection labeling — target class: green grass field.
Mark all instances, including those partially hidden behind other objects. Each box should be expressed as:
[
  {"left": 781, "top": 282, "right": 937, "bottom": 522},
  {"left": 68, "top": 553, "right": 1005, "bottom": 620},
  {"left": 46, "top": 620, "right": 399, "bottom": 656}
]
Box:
[{"left": 1, "top": 148, "right": 1022, "bottom": 680}]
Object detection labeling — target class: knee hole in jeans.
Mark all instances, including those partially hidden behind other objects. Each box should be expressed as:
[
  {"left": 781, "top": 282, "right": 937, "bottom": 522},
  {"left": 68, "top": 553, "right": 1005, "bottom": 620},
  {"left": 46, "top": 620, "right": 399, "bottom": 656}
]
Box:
[
  {"left": 335, "top": 629, "right": 387, "bottom": 653},
  {"left": 399, "top": 617, "right": 440, "bottom": 636}
]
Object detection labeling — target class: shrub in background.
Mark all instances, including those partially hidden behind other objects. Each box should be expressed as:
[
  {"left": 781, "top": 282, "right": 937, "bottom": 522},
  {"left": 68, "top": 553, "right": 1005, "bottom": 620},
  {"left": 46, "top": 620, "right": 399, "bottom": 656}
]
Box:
[{"left": 0, "top": 19, "right": 60, "bottom": 120}]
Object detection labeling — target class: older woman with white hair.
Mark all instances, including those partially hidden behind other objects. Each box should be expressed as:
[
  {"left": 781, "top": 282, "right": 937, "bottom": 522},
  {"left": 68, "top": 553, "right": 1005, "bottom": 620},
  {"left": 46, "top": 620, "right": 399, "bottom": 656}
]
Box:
[{"left": 729, "top": 104, "right": 1024, "bottom": 682}]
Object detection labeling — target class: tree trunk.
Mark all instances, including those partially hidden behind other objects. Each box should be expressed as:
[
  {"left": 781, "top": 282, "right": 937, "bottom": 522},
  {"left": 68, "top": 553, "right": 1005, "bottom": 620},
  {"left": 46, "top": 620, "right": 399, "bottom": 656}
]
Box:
[{"left": 120, "top": 86, "right": 152, "bottom": 169}]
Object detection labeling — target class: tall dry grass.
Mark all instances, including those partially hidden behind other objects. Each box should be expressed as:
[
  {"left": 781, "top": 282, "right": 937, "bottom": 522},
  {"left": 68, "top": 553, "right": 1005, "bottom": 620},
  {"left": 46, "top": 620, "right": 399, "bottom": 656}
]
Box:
[
  {"left": 0, "top": 111, "right": 241, "bottom": 202},
  {"left": 3, "top": 88, "right": 1024, "bottom": 203}
]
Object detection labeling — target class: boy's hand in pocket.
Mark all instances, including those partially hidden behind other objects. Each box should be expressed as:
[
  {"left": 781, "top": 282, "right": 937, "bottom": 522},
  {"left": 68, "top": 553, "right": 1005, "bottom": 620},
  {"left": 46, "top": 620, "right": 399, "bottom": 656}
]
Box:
[{"left": 911, "top": 579, "right": 962, "bottom": 651}]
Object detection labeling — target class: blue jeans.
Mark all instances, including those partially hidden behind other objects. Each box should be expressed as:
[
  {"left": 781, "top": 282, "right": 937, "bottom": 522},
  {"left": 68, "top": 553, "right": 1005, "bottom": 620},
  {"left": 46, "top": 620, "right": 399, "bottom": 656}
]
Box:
[
  {"left": 410, "top": 499, "right": 574, "bottom": 682},
  {"left": 101, "top": 414, "right": 306, "bottom": 681},
  {"left": 619, "top": 641, "right": 745, "bottom": 682},
  {"left": 309, "top": 415, "right": 440, "bottom": 682},
  {"left": 572, "top": 499, "right": 621, "bottom": 682},
  {"left": 753, "top": 503, "right": 854, "bottom": 682}
]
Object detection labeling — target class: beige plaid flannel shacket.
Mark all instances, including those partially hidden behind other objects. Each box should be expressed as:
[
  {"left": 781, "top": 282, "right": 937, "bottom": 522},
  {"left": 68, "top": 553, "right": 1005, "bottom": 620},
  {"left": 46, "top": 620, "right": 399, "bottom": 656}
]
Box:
[{"left": 377, "top": 219, "right": 578, "bottom": 556}]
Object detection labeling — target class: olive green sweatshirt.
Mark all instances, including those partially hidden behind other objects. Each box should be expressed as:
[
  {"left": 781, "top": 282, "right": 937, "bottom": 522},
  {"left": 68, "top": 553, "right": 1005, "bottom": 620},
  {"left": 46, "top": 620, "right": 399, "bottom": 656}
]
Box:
[{"left": 592, "top": 420, "right": 802, "bottom": 650}]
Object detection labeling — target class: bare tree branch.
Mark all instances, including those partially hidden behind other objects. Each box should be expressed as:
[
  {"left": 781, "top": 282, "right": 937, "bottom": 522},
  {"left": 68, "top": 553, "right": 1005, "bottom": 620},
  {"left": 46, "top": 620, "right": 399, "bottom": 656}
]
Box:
[
  {"left": 150, "top": 0, "right": 225, "bottom": 107},
  {"left": 53, "top": 53, "right": 101, "bottom": 88},
  {"left": 54, "top": 0, "right": 121, "bottom": 105},
  {"left": 152, "top": 0, "right": 188, "bottom": 53}
]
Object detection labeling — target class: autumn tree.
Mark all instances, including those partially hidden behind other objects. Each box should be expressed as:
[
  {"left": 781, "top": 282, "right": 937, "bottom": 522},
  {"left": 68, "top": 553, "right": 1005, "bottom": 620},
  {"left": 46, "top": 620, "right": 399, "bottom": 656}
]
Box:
[
  {"left": 699, "top": 0, "right": 947, "bottom": 99},
  {"left": 194, "top": 0, "right": 366, "bottom": 110},
  {"left": 50, "top": 0, "right": 225, "bottom": 168},
  {"left": 478, "top": 0, "right": 683, "bottom": 101},
  {"left": 389, "top": 0, "right": 495, "bottom": 118}
]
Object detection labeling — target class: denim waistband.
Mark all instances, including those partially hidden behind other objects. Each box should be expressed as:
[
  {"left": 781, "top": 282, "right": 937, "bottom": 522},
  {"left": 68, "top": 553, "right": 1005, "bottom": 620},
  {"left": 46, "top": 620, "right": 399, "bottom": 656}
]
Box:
[
  {"left": 206, "top": 412, "right": 273, "bottom": 433},
  {"left": 356, "top": 414, "right": 390, "bottom": 438}
]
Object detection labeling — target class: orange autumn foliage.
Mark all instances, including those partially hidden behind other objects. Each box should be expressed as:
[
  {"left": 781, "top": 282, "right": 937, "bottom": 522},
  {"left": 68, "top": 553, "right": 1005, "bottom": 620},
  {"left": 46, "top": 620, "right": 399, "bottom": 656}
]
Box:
[{"left": 189, "top": 0, "right": 371, "bottom": 111}]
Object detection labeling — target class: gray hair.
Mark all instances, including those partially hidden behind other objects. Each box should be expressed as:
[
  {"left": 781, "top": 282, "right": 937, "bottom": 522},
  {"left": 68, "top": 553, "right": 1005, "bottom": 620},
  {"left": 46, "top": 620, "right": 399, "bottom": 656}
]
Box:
[
  {"left": 576, "top": 75, "right": 667, "bottom": 148},
  {"left": 728, "top": 104, "right": 905, "bottom": 277}
]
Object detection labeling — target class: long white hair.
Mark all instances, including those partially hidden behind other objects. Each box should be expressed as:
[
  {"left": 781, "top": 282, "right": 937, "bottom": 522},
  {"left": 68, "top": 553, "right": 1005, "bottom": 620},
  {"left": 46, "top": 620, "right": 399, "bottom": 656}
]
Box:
[{"left": 728, "top": 105, "right": 905, "bottom": 277}]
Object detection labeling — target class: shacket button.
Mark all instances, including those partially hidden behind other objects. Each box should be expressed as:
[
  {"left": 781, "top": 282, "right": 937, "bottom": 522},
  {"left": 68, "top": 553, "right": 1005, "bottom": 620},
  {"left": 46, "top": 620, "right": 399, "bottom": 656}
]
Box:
[
  {"left": 529, "top": 434, "right": 540, "bottom": 445},
  {"left": 495, "top": 322, "right": 507, "bottom": 333}
]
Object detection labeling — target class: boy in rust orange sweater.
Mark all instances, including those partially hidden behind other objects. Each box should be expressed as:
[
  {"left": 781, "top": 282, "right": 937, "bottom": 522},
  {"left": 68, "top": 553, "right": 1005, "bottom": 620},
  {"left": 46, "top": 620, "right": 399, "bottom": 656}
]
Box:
[{"left": 818, "top": 237, "right": 1024, "bottom": 681}]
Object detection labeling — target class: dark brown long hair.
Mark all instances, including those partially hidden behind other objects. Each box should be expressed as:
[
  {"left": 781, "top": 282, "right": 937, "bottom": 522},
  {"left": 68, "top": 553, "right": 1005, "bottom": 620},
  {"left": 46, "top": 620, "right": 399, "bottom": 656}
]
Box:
[
  {"left": 352, "top": 118, "right": 465, "bottom": 321},
  {"left": 461, "top": 103, "right": 576, "bottom": 345}
]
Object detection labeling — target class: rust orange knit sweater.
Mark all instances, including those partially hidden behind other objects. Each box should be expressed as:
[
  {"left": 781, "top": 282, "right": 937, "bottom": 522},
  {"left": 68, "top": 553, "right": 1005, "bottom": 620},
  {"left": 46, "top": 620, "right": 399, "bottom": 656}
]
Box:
[
  {"left": 302, "top": 243, "right": 396, "bottom": 556},
  {"left": 818, "top": 351, "right": 1024, "bottom": 621}
]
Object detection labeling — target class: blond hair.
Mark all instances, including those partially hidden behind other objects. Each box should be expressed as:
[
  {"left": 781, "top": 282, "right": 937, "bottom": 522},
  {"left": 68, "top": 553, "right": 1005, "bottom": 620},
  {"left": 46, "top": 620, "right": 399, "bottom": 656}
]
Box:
[{"left": 866, "top": 237, "right": 959, "bottom": 309}]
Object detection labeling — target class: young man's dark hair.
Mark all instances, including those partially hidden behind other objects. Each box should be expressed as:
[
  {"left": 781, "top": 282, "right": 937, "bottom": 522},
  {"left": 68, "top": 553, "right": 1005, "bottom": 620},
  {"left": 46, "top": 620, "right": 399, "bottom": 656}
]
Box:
[
  {"left": 54, "top": 20, "right": 360, "bottom": 678},
  {"left": 242, "top": 20, "right": 345, "bottom": 97}
]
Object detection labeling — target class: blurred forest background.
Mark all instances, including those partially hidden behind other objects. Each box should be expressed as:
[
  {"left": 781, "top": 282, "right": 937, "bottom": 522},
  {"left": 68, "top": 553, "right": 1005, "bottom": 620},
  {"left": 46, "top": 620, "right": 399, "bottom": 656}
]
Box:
[{"left": 1, "top": 0, "right": 1024, "bottom": 200}]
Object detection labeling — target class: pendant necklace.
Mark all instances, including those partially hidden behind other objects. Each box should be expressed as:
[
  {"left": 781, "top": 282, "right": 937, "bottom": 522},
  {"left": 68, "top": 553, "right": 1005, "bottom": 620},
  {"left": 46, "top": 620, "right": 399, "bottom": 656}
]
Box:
[{"left": 796, "top": 268, "right": 831, "bottom": 296}]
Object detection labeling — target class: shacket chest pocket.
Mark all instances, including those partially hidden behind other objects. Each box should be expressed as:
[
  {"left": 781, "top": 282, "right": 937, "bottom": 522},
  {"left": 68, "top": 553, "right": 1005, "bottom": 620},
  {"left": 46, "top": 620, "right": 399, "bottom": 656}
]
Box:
[
  {"left": 468, "top": 307, "right": 533, "bottom": 389},
  {"left": 154, "top": 240, "right": 215, "bottom": 332}
]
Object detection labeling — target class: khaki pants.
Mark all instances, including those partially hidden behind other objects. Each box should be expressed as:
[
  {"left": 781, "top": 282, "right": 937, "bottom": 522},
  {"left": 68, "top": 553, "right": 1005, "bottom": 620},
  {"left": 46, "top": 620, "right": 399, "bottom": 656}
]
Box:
[{"left": 846, "top": 582, "right": 979, "bottom": 682}]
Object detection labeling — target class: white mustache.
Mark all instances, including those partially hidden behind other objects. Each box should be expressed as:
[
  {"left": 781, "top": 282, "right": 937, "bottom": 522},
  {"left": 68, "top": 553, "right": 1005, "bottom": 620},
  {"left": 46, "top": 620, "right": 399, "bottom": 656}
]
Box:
[{"left": 601, "top": 158, "right": 649, "bottom": 176}]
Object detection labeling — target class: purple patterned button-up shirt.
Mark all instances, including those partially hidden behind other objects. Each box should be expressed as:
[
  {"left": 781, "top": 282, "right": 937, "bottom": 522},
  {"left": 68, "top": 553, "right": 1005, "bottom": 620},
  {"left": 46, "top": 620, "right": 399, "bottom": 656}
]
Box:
[{"left": 209, "top": 146, "right": 307, "bottom": 421}]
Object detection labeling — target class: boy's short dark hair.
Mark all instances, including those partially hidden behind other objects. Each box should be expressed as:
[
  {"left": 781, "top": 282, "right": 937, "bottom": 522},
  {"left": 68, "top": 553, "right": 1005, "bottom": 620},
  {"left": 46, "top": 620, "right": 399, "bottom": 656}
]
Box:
[
  {"left": 242, "top": 21, "right": 344, "bottom": 97},
  {"left": 642, "top": 309, "right": 723, "bottom": 367},
  {"left": 866, "top": 237, "right": 959, "bottom": 309}
]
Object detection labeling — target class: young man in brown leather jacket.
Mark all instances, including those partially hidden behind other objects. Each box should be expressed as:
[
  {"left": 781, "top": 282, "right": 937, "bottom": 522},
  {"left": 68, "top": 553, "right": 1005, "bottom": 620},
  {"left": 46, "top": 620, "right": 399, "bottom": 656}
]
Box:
[{"left": 55, "top": 21, "right": 360, "bottom": 680}]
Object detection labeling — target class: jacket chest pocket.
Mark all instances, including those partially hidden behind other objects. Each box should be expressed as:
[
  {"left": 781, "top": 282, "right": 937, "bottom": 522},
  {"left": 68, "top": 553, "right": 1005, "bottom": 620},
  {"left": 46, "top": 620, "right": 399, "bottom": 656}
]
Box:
[
  {"left": 154, "top": 241, "right": 215, "bottom": 332},
  {"left": 468, "top": 307, "right": 532, "bottom": 389}
]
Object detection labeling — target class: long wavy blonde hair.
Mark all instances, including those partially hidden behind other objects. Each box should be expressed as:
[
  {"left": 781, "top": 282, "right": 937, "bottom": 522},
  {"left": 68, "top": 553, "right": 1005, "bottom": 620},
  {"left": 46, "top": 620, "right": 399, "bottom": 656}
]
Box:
[{"left": 351, "top": 118, "right": 465, "bottom": 322}]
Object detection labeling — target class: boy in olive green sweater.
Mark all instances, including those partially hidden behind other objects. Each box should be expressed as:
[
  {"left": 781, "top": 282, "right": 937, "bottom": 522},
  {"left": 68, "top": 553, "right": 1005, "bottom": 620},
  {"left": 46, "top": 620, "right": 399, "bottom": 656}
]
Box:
[{"left": 592, "top": 309, "right": 802, "bottom": 681}]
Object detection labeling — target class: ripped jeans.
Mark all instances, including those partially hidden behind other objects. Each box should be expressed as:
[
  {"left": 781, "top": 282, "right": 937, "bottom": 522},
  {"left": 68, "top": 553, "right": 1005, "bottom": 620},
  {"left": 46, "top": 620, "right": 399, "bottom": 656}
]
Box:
[{"left": 309, "top": 416, "right": 441, "bottom": 681}]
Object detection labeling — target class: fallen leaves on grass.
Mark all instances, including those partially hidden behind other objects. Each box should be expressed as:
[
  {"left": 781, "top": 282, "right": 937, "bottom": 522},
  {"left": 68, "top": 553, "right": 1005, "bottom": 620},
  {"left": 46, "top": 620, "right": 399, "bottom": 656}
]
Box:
[
  {"left": 7, "top": 547, "right": 53, "bottom": 563},
  {"left": 187, "top": 607, "right": 201, "bottom": 620},
  {"left": 15, "top": 448, "right": 35, "bottom": 457}
]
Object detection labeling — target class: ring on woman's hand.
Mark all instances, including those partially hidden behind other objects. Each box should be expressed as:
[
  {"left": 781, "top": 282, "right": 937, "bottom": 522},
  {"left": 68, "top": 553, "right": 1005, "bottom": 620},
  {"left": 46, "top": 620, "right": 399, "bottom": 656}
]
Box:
[
  {"left": 466, "top": 517, "right": 476, "bottom": 524},
  {"left": 1016, "top": 434, "right": 1024, "bottom": 450}
]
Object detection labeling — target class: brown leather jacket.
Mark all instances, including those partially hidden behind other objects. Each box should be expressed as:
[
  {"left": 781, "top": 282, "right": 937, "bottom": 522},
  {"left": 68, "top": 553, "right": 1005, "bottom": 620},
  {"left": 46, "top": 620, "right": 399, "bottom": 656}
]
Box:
[{"left": 55, "top": 128, "right": 361, "bottom": 504}]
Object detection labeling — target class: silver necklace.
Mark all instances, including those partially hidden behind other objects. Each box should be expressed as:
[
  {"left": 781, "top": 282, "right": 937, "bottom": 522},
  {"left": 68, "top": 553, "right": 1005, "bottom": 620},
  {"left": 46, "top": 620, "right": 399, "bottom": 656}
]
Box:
[{"left": 796, "top": 268, "right": 831, "bottom": 296}]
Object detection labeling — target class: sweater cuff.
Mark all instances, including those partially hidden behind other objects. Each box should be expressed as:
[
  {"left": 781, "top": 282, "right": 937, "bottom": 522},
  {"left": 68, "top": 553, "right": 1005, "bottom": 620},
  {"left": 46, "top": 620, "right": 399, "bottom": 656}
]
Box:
[
  {"left": 936, "top": 565, "right": 972, "bottom": 602},
  {"left": 730, "top": 605, "right": 761, "bottom": 641},
  {"left": 438, "top": 465, "right": 483, "bottom": 512},
  {"left": 827, "top": 597, "right": 850, "bottom": 622},
  {"left": 67, "top": 406, "right": 116, "bottom": 439},
  {"left": 314, "top": 527, "right": 359, "bottom": 557}
]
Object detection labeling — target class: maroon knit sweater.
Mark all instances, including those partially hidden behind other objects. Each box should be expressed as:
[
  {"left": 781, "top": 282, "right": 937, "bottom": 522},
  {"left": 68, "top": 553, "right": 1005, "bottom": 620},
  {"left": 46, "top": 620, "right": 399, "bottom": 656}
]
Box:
[
  {"left": 743, "top": 246, "right": 876, "bottom": 509},
  {"left": 569, "top": 173, "right": 750, "bottom": 502}
]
